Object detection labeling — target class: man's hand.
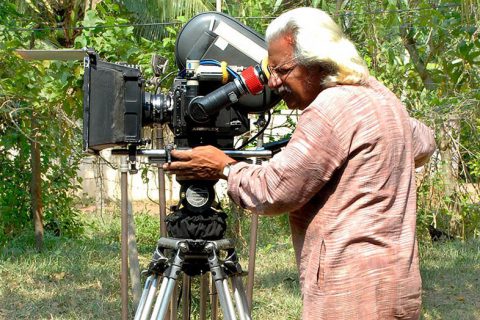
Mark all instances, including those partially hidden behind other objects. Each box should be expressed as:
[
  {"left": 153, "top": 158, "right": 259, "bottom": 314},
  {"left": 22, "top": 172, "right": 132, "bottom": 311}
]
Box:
[{"left": 163, "top": 145, "right": 236, "bottom": 180}]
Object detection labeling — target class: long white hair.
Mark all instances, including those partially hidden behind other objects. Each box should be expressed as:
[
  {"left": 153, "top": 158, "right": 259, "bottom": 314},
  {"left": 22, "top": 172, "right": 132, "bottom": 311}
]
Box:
[{"left": 266, "top": 7, "right": 369, "bottom": 87}]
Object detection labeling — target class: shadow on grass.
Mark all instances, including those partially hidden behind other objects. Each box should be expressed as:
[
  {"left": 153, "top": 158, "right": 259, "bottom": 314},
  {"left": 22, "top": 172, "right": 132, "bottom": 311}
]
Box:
[
  {"left": 419, "top": 239, "right": 480, "bottom": 320},
  {"left": 254, "top": 266, "right": 299, "bottom": 291}
]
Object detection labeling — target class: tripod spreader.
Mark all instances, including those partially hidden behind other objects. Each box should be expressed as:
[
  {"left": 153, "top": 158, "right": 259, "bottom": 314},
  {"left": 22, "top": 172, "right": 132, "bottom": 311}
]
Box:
[
  {"left": 136, "top": 237, "right": 251, "bottom": 320},
  {"left": 156, "top": 237, "right": 236, "bottom": 251}
]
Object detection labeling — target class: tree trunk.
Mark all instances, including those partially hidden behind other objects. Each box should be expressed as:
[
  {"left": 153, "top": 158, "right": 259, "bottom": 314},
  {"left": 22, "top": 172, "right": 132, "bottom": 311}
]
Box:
[
  {"left": 396, "top": 0, "right": 436, "bottom": 90},
  {"left": 31, "top": 113, "right": 44, "bottom": 252},
  {"left": 398, "top": 25, "right": 436, "bottom": 90},
  {"left": 439, "top": 115, "right": 462, "bottom": 237}
]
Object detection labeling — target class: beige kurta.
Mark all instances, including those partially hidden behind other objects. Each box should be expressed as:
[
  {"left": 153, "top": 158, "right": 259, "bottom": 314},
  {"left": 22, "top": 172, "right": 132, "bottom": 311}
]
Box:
[{"left": 227, "top": 77, "right": 436, "bottom": 319}]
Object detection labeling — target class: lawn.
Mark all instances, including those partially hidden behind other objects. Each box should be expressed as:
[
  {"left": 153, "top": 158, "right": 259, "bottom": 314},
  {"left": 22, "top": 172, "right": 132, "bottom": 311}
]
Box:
[{"left": 0, "top": 209, "right": 479, "bottom": 319}]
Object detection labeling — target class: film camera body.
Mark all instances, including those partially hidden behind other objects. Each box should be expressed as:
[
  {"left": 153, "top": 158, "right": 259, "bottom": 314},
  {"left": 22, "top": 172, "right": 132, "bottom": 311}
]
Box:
[
  {"left": 83, "top": 11, "right": 279, "bottom": 153},
  {"left": 82, "top": 12, "right": 280, "bottom": 240}
]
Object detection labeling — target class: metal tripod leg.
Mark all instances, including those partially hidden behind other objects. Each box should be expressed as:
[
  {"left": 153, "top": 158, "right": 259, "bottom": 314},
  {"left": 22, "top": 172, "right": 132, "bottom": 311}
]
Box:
[
  {"left": 226, "top": 249, "right": 251, "bottom": 320},
  {"left": 231, "top": 276, "right": 251, "bottom": 320},
  {"left": 135, "top": 275, "right": 158, "bottom": 320},
  {"left": 150, "top": 276, "right": 171, "bottom": 320},
  {"left": 213, "top": 275, "right": 237, "bottom": 320},
  {"left": 169, "top": 283, "right": 178, "bottom": 320},
  {"left": 211, "top": 275, "right": 218, "bottom": 320},
  {"left": 207, "top": 242, "right": 238, "bottom": 320},
  {"left": 147, "top": 243, "right": 187, "bottom": 320}
]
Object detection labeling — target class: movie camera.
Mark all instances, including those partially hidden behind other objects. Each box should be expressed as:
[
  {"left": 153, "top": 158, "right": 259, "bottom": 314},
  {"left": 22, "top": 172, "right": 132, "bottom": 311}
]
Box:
[
  {"left": 82, "top": 12, "right": 284, "bottom": 243},
  {"left": 83, "top": 12, "right": 279, "bottom": 154}
]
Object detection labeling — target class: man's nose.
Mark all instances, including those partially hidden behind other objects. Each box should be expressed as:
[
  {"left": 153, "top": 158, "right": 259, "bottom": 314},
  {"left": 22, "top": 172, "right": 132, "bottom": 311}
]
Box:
[{"left": 267, "top": 74, "right": 282, "bottom": 89}]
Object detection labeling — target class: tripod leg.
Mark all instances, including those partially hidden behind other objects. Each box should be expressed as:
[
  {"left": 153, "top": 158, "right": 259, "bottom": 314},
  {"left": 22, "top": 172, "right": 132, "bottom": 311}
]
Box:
[
  {"left": 120, "top": 159, "right": 129, "bottom": 320},
  {"left": 135, "top": 275, "right": 155, "bottom": 320},
  {"left": 150, "top": 276, "right": 170, "bottom": 320},
  {"left": 137, "top": 275, "right": 160, "bottom": 320},
  {"left": 208, "top": 243, "right": 237, "bottom": 320},
  {"left": 151, "top": 245, "right": 186, "bottom": 320},
  {"left": 231, "top": 277, "right": 251, "bottom": 320},
  {"left": 154, "top": 280, "right": 182, "bottom": 319},
  {"left": 169, "top": 282, "right": 178, "bottom": 320},
  {"left": 215, "top": 279, "right": 237, "bottom": 320}
]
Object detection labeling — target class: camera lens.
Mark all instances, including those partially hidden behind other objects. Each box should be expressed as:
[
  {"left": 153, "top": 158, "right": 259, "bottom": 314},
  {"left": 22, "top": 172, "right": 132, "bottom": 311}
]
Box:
[{"left": 143, "top": 92, "right": 172, "bottom": 125}]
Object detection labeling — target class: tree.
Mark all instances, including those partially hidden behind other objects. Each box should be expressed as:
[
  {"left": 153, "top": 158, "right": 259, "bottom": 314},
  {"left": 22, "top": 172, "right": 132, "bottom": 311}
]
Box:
[
  {"left": 336, "top": 0, "right": 480, "bottom": 238},
  {"left": 0, "top": 1, "right": 87, "bottom": 247}
]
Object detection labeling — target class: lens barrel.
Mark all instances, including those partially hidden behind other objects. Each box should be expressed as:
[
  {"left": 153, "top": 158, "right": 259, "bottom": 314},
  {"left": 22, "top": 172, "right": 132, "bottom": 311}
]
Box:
[{"left": 143, "top": 92, "right": 172, "bottom": 125}]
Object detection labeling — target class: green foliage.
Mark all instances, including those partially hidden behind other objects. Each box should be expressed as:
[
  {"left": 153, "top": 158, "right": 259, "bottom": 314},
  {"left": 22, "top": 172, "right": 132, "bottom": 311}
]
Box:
[
  {"left": 335, "top": 0, "right": 480, "bottom": 239},
  {"left": 117, "top": 0, "right": 213, "bottom": 41},
  {"left": 75, "top": 2, "right": 178, "bottom": 87},
  {"left": 0, "top": 5, "right": 84, "bottom": 243},
  {"left": 222, "top": 0, "right": 277, "bottom": 34},
  {"left": 132, "top": 212, "right": 161, "bottom": 252}
]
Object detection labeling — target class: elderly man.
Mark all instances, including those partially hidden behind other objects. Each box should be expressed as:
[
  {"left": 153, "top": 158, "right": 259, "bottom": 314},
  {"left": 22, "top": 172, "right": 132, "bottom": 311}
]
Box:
[{"left": 164, "top": 7, "right": 436, "bottom": 320}]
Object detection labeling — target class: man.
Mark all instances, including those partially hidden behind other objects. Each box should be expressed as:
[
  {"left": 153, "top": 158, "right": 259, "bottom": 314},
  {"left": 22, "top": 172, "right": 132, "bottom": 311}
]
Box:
[{"left": 164, "top": 7, "right": 436, "bottom": 319}]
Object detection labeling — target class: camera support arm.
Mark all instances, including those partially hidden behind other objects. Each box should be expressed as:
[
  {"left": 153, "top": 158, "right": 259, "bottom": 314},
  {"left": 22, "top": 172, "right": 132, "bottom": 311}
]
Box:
[
  {"left": 111, "top": 148, "right": 274, "bottom": 162},
  {"left": 110, "top": 137, "right": 290, "bottom": 172}
]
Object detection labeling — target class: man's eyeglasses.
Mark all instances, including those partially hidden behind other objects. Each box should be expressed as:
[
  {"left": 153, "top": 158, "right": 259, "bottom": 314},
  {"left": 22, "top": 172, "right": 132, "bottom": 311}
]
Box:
[{"left": 267, "top": 57, "right": 298, "bottom": 80}]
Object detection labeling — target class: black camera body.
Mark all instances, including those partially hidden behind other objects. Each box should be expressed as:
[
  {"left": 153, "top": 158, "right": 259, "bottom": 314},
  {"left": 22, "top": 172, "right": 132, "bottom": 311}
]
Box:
[{"left": 83, "top": 11, "right": 279, "bottom": 154}]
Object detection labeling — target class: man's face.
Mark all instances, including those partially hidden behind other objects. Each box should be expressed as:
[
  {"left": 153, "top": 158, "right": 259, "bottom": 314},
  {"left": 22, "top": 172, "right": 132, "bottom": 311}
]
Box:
[{"left": 267, "top": 35, "right": 324, "bottom": 110}]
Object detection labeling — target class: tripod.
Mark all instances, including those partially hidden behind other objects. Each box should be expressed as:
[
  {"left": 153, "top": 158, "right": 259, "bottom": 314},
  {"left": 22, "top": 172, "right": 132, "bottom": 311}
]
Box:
[
  {"left": 134, "top": 177, "right": 250, "bottom": 320},
  {"left": 135, "top": 237, "right": 251, "bottom": 320}
]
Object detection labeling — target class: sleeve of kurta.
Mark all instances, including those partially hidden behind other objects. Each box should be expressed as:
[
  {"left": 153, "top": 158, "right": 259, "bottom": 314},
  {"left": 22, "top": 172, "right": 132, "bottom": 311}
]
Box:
[
  {"left": 227, "top": 105, "right": 347, "bottom": 215},
  {"left": 409, "top": 118, "right": 436, "bottom": 168}
]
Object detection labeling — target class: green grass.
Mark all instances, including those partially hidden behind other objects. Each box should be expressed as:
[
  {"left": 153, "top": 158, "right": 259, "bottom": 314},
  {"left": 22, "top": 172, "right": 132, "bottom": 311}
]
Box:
[
  {"left": 0, "top": 210, "right": 479, "bottom": 319},
  {"left": 419, "top": 240, "right": 480, "bottom": 320}
]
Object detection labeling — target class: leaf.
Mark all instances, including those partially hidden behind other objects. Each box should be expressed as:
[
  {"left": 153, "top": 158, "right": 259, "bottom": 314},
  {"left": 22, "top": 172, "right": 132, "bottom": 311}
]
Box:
[
  {"left": 451, "top": 58, "right": 463, "bottom": 65},
  {"left": 457, "top": 40, "right": 473, "bottom": 58},
  {"left": 82, "top": 10, "right": 105, "bottom": 28}
]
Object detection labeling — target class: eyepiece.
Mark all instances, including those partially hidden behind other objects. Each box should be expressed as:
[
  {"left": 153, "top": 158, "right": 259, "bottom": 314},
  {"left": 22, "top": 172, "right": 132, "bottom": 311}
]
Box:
[{"left": 241, "top": 65, "right": 265, "bottom": 95}]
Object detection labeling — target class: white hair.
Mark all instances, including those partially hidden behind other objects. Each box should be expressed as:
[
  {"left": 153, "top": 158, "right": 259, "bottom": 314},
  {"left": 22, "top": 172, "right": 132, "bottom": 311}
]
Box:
[{"left": 266, "top": 7, "right": 369, "bottom": 87}]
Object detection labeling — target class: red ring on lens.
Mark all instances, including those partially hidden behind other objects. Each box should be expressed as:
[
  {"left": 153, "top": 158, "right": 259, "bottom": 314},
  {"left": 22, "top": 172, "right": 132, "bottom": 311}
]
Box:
[{"left": 241, "top": 66, "right": 264, "bottom": 95}]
